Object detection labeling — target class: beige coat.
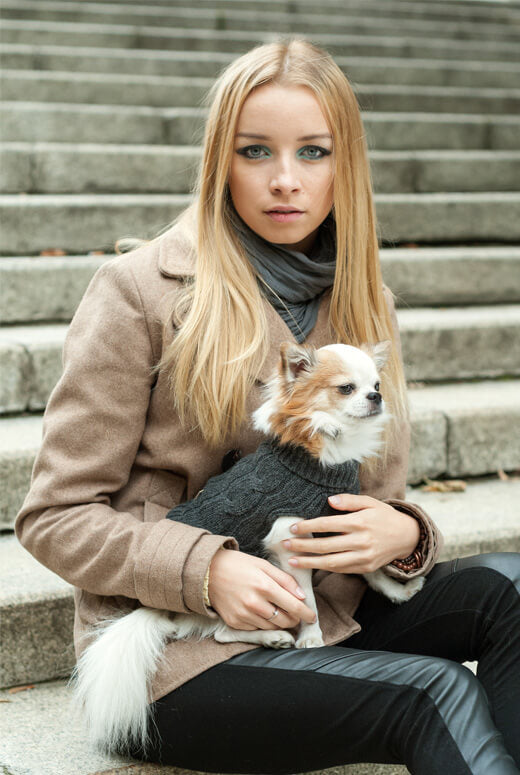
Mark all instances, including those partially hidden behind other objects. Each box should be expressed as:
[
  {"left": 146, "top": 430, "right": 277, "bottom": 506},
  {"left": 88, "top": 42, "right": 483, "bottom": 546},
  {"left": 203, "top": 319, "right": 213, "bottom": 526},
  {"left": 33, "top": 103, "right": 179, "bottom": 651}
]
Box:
[{"left": 15, "top": 223, "right": 443, "bottom": 703}]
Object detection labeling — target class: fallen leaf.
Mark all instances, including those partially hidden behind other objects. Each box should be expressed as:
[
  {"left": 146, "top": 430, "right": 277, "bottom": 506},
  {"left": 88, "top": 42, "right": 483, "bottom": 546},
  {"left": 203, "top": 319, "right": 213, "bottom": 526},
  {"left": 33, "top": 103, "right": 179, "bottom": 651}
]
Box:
[
  {"left": 8, "top": 684, "right": 35, "bottom": 694},
  {"left": 40, "top": 249, "right": 66, "bottom": 256},
  {"left": 421, "top": 477, "right": 467, "bottom": 493},
  {"left": 497, "top": 469, "right": 509, "bottom": 481},
  {"left": 88, "top": 250, "right": 105, "bottom": 255}
]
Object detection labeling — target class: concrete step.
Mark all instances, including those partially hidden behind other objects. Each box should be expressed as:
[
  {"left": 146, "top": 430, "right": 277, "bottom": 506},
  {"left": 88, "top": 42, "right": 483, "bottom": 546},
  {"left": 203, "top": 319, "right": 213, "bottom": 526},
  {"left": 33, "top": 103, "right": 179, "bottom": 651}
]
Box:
[
  {"left": 3, "top": 70, "right": 520, "bottom": 114},
  {"left": 2, "top": 192, "right": 520, "bottom": 256},
  {"left": 2, "top": 248, "right": 519, "bottom": 325},
  {"left": 20, "top": 0, "right": 520, "bottom": 26},
  {"left": 2, "top": 19, "right": 520, "bottom": 62},
  {"left": 1, "top": 308, "right": 519, "bottom": 414},
  {"left": 3, "top": 103, "right": 519, "bottom": 150},
  {"left": 3, "top": 144, "right": 520, "bottom": 194},
  {"left": 2, "top": 475, "right": 518, "bottom": 692},
  {"left": 2, "top": 379, "right": 519, "bottom": 529},
  {"left": 4, "top": 1, "right": 520, "bottom": 43},
  {"left": 3, "top": 44, "right": 520, "bottom": 89},
  {"left": 1, "top": 677, "right": 409, "bottom": 775},
  {"left": 0, "top": 193, "right": 191, "bottom": 256},
  {"left": 0, "top": 414, "right": 42, "bottom": 532}
]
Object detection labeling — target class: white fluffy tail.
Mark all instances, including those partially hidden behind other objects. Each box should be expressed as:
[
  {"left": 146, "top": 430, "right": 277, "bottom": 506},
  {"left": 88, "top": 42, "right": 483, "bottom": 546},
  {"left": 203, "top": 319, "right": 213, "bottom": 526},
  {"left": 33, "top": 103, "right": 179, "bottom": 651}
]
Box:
[{"left": 69, "top": 606, "right": 176, "bottom": 755}]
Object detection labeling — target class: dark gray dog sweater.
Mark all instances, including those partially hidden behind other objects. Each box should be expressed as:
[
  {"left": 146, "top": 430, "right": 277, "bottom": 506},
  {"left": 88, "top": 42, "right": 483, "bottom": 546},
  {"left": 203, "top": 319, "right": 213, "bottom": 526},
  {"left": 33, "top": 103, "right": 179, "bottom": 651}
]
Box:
[{"left": 165, "top": 437, "right": 360, "bottom": 559}]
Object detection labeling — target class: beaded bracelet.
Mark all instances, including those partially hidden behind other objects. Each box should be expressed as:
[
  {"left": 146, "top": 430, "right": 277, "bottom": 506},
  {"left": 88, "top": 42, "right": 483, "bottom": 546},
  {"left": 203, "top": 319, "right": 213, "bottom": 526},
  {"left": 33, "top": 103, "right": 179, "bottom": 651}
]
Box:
[{"left": 391, "top": 513, "right": 428, "bottom": 572}]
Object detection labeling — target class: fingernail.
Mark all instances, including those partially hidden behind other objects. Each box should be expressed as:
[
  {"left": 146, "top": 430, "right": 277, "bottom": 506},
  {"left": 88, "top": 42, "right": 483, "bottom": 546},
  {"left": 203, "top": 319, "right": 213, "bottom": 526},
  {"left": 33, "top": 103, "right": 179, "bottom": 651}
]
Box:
[
  {"left": 329, "top": 495, "right": 341, "bottom": 505},
  {"left": 296, "top": 587, "right": 305, "bottom": 598},
  {"left": 283, "top": 540, "right": 291, "bottom": 548},
  {"left": 289, "top": 558, "right": 298, "bottom": 566},
  {"left": 290, "top": 524, "right": 298, "bottom": 533}
]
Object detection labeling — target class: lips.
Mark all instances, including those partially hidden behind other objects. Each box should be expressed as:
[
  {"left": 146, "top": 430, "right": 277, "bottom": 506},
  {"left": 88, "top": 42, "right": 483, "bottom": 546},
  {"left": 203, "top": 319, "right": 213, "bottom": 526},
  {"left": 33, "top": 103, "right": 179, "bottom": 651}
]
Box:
[
  {"left": 265, "top": 207, "right": 304, "bottom": 223},
  {"left": 266, "top": 207, "right": 303, "bottom": 213}
]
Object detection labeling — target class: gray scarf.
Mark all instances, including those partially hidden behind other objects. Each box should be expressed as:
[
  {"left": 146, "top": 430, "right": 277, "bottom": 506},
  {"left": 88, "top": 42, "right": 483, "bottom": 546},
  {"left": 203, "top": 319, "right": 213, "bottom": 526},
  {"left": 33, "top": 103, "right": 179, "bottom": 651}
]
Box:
[{"left": 228, "top": 207, "right": 337, "bottom": 342}]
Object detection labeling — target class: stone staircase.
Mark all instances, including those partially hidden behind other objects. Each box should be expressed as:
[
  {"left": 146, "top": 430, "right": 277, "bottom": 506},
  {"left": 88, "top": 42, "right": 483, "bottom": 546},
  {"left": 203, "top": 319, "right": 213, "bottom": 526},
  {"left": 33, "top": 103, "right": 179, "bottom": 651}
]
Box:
[{"left": 1, "top": 0, "right": 520, "bottom": 773}]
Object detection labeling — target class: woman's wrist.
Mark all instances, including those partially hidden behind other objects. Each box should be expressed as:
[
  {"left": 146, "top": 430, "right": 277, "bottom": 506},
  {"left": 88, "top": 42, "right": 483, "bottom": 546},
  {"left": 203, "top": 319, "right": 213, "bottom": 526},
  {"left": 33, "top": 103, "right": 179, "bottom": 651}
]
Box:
[{"left": 390, "top": 509, "right": 426, "bottom": 571}]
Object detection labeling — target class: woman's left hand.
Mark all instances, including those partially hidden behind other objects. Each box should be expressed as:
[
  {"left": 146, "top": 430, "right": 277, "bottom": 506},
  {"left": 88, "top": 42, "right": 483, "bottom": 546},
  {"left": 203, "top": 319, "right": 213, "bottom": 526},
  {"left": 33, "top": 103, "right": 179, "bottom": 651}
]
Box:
[{"left": 282, "top": 493, "right": 420, "bottom": 574}]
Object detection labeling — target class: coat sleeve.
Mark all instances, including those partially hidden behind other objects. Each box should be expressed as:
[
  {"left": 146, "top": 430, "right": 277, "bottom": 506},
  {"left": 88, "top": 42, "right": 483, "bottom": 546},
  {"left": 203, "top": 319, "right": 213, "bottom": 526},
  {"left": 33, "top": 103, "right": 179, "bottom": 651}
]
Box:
[
  {"left": 360, "top": 284, "right": 444, "bottom": 578},
  {"left": 14, "top": 258, "right": 238, "bottom": 617}
]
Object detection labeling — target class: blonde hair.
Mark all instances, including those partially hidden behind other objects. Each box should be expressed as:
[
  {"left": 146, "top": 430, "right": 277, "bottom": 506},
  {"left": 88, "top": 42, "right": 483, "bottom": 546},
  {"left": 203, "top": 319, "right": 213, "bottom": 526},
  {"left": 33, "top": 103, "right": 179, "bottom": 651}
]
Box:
[{"left": 117, "top": 38, "right": 409, "bottom": 478}]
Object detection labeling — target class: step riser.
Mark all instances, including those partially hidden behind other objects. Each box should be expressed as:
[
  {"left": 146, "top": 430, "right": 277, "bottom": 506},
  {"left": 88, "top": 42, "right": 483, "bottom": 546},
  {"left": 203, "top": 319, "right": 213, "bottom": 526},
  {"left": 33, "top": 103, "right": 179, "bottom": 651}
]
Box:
[
  {"left": 3, "top": 104, "right": 519, "bottom": 151},
  {"left": 3, "top": 146, "right": 520, "bottom": 194},
  {"left": 13, "top": 0, "right": 520, "bottom": 26},
  {"left": 2, "top": 252, "right": 520, "bottom": 325},
  {"left": 0, "top": 194, "right": 190, "bottom": 256},
  {"left": 0, "top": 597, "right": 75, "bottom": 689},
  {"left": 4, "top": 4, "right": 520, "bottom": 43},
  {"left": 2, "top": 22, "right": 520, "bottom": 62},
  {"left": 3, "top": 72, "right": 520, "bottom": 114},
  {"left": 2, "top": 194, "right": 520, "bottom": 256},
  {"left": 3, "top": 46, "right": 520, "bottom": 89}
]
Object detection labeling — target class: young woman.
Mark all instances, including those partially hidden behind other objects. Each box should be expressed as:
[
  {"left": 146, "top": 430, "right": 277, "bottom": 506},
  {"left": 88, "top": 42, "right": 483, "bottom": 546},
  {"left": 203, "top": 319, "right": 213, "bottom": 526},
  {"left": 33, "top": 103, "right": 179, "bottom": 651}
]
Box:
[{"left": 15, "top": 39, "right": 519, "bottom": 774}]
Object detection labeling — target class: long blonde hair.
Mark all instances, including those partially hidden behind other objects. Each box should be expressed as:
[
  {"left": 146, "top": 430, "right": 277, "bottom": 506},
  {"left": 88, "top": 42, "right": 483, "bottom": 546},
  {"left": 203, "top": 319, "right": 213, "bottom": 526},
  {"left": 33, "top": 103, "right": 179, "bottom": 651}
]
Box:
[{"left": 117, "top": 38, "right": 409, "bottom": 476}]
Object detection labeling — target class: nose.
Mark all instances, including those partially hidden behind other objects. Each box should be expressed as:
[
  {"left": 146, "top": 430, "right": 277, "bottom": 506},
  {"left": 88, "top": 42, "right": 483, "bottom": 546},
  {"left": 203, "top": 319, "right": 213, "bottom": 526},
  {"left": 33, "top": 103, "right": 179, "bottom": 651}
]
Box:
[
  {"left": 269, "top": 156, "right": 301, "bottom": 195},
  {"left": 367, "top": 392, "right": 382, "bottom": 404}
]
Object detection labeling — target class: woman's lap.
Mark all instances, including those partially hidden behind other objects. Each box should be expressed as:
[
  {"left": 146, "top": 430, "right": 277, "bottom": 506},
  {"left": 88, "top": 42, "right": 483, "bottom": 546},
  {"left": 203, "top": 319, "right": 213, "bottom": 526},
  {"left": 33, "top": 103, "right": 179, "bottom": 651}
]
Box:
[{"left": 137, "top": 553, "right": 520, "bottom": 774}]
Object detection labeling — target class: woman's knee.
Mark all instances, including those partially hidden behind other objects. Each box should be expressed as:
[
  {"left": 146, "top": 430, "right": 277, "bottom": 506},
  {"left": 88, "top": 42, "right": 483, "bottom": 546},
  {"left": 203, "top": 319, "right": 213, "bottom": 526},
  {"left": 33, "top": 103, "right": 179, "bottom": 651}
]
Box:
[
  {"left": 451, "top": 553, "right": 520, "bottom": 593},
  {"left": 429, "top": 552, "right": 520, "bottom": 595}
]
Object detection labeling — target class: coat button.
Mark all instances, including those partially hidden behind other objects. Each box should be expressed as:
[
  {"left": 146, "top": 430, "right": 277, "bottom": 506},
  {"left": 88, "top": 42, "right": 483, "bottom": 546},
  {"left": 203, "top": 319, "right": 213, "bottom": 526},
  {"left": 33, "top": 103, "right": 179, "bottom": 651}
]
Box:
[{"left": 222, "top": 448, "right": 242, "bottom": 472}]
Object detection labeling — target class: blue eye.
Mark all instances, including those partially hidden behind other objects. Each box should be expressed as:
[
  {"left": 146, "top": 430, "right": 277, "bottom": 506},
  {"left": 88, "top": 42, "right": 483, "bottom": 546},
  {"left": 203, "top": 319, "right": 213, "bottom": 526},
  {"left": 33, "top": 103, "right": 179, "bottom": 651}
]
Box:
[
  {"left": 237, "top": 145, "right": 270, "bottom": 159},
  {"left": 298, "top": 145, "right": 331, "bottom": 160}
]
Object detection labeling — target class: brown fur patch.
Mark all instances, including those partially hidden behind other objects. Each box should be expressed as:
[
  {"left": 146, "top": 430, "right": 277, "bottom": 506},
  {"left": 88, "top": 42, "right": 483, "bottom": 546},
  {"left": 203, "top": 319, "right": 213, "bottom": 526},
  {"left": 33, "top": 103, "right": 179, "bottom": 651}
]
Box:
[{"left": 272, "top": 349, "right": 354, "bottom": 457}]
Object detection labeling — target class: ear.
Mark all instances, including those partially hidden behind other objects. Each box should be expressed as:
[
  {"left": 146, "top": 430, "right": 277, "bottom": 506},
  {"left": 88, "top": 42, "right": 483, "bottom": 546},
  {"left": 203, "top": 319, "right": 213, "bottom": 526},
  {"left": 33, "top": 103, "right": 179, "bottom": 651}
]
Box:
[
  {"left": 372, "top": 340, "right": 392, "bottom": 370},
  {"left": 361, "top": 340, "right": 392, "bottom": 371},
  {"left": 279, "top": 342, "right": 318, "bottom": 385}
]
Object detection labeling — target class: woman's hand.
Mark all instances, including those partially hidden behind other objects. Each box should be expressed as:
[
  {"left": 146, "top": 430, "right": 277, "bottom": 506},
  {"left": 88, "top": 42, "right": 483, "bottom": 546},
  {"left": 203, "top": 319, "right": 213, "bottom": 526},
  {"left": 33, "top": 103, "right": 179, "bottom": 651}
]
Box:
[
  {"left": 282, "top": 494, "right": 420, "bottom": 574},
  {"left": 207, "top": 548, "right": 318, "bottom": 631}
]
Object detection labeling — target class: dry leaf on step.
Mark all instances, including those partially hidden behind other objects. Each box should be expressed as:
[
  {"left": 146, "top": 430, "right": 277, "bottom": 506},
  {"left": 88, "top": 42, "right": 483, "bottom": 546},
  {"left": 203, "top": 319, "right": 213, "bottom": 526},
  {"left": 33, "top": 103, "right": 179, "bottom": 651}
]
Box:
[
  {"left": 8, "top": 684, "right": 35, "bottom": 694},
  {"left": 421, "top": 478, "right": 467, "bottom": 493}
]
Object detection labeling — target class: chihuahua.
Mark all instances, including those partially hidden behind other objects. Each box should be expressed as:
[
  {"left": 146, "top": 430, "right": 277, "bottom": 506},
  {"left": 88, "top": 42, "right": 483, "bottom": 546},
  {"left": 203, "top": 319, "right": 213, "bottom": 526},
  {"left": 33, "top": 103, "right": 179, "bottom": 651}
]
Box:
[{"left": 71, "top": 340, "right": 425, "bottom": 754}]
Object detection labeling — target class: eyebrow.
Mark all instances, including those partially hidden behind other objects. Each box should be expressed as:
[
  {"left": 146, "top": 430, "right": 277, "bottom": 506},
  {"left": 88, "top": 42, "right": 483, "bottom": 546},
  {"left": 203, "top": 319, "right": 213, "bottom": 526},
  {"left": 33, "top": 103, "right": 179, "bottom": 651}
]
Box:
[{"left": 236, "top": 133, "right": 332, "bottom": 141}]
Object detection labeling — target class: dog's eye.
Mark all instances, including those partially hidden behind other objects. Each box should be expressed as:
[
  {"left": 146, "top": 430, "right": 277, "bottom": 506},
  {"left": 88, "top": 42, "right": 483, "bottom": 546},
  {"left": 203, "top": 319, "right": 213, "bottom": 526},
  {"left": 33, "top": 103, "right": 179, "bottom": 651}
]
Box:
[
  {"left": 375, "top": 382, "right": 380, "bottom": 392},
  {"left": 338, "top": 383, "right": 355, "bottom": 395}
]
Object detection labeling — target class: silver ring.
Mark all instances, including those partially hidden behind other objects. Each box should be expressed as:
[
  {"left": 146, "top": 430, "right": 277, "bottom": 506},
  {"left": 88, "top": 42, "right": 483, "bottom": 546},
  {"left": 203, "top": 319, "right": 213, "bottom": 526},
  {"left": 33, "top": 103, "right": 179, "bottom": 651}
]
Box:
[{"left": 266, "top": 606, "right": 279, "bottom": 621}]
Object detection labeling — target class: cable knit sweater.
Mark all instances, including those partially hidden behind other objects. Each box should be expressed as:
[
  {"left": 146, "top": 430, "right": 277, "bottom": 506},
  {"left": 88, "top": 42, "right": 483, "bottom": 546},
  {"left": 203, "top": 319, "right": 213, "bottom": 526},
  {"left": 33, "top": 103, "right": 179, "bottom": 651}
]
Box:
[{"left": 165, "top": 437, "right": 360, "bottom": 558}]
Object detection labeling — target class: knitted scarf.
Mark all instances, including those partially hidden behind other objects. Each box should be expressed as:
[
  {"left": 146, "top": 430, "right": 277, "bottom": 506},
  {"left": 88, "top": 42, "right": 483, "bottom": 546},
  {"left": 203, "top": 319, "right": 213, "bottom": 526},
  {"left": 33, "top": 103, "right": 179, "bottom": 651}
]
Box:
[{"left": 229, "top": 207, "right": 337, "bottom": 342}]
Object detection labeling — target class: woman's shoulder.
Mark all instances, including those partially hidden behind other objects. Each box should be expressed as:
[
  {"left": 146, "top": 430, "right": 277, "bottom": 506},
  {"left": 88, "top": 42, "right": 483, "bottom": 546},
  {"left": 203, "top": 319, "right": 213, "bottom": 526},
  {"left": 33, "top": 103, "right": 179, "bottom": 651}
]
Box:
[{"left": 100, "top": 220, "right": 195, "bottom": 296}]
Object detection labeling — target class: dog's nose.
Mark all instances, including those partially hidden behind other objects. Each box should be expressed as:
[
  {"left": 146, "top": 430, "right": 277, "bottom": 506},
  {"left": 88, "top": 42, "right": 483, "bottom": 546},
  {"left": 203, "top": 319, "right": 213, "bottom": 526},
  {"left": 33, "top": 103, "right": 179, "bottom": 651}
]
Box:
[{"left": 367, "top": 392, "right": 382, "bottom": 404}]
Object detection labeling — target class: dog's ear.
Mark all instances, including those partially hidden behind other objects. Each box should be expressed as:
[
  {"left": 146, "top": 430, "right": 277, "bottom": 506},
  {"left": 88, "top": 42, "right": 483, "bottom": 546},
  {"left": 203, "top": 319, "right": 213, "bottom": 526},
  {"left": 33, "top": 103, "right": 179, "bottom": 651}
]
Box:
[
  {"left": 361, "top": 340, "right": 392, "bottom": 371},
  {"left": 279, "top": 342, "right": 318, "bottom": 385}
]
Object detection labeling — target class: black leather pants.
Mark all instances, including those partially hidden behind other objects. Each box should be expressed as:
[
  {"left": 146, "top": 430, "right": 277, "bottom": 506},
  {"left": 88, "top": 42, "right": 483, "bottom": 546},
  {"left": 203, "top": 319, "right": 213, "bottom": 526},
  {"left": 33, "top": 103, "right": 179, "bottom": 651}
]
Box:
[{"left": 141, "top": 553, "right": 520, "bottom": 774}]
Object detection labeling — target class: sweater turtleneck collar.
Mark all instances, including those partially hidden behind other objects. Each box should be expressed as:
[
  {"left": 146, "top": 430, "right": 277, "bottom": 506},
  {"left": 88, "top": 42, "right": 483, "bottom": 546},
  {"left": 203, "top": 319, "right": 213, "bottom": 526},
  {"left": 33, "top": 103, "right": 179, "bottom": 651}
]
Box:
[{"left": 260, "top": 437, "right": 359, "bottom": 491}]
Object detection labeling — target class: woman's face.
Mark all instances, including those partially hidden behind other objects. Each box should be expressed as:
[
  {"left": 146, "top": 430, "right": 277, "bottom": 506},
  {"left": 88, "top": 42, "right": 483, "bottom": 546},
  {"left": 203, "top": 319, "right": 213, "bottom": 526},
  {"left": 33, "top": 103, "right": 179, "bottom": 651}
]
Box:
[{"left": 228, "top": 83, "right": 334, "bottom": 254}]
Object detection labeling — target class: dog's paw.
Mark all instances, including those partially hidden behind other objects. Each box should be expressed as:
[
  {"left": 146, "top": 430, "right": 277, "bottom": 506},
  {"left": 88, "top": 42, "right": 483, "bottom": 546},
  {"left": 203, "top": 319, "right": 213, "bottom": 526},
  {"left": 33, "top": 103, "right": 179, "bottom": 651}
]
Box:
[
  {"left": 295, "top": 635, "right": 325, "bottom": 648},
  {"left": 262, "top": 630, "right": 296, "bottom": 649},
  {"left": 295, "top": 624, "right": 324, "bottom": 648}
]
